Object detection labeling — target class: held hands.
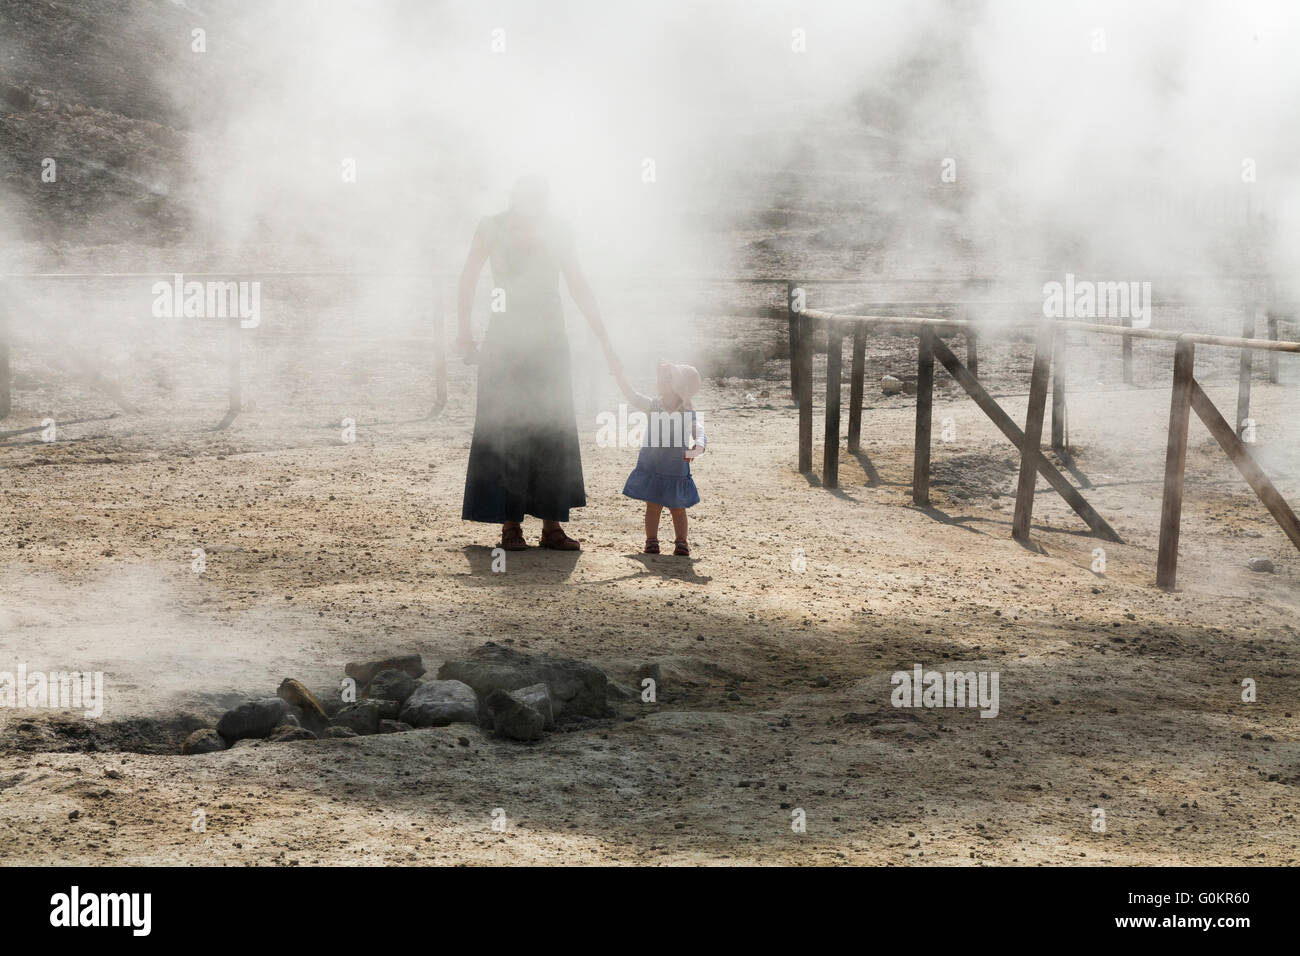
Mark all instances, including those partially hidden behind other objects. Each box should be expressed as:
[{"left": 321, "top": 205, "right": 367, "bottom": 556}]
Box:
[{"left": 684, "top": 425, "right": 707, "bottom": 461}]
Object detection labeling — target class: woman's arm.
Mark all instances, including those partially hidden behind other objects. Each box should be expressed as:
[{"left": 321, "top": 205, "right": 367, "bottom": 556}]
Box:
[
  {"left": 612, "top": 367, "right": 653, "bottom": 412},
  {"left": 456, "top": 226, "right": 490, "bottom": 359},
  {"left": 563, "top": 242, "right": 649, "bottom": 408},
  {"left": 559, "top": 237, "right": 618, "bottom": 371}
]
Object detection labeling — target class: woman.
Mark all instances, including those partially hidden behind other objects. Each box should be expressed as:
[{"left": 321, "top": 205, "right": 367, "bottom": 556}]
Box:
[{"left": 457, "top": 176, "right": 619, "bottom": 551}]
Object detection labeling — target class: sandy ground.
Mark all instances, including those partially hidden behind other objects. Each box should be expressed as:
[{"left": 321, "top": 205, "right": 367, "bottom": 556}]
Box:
[{"left": 1, "top": 327, "right": 1299, "bottom": 866}]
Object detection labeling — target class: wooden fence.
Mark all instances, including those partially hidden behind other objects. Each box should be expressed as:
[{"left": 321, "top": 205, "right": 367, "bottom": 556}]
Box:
[{"left": 788, "top": 285, "right": 1300, "bottom": 590}]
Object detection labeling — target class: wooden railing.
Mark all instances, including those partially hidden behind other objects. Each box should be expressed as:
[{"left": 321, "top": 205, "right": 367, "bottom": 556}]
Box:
[{"left": 788, "top": 291, "right": 1300, "bottom": 591}]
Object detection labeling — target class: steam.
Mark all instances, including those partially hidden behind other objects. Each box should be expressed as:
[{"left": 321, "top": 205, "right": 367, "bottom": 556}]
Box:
[
  {"left": 1, "top": 0, "right": 1298, "bottom": 722},
  {"left": 2, "top": 1, "right": 1296, "bottom": 299}
]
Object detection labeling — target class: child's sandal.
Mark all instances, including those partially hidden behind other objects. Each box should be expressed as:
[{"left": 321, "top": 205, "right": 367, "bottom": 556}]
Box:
[
  {"left": 644, "top": 538, "right": 660, "bottom": 554},
  {"left": 673, "top": 539, "right": 690, "bottom": 557}
]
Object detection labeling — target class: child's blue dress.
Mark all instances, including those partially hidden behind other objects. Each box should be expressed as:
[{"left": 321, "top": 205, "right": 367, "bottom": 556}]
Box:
[{"left": 622, "top": 399, "right": 701, "bottom": 509}]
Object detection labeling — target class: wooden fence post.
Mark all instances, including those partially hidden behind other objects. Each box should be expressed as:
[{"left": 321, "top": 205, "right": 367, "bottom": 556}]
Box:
[
  {"left": 823, "top": 325, "right": 843, "bottom": 487},
  {"left": 787, "top": 281, "right": 800, "bottom": 403},
  {"left": 963, "top": 281, "right": 981, "bottom": 380},
  {"left": 434, "top": 276, "right": 447, "bottom": 413},
  {"left": 1236, "top": 299, "right": 1254, "bottom": 437},
  {"left": 797, "top": 311, "right": 813, "bottom": 473},
  {"left": 1122, "top": 315, "right": 1134, "bottom": 385},
  {"left": 1266, "top": 277, "right": 1279, "bottom": 384},
  {"left": 1156, "top": 338, "right": 1196, "bottom": 590},
  {"left": 967, "top": 308, "right": 977, "bottom": 379},
  {"left": 1051, "top": 325, "right": 1067, "bottom": 453},
  {"left": 912, "top": 327, "right": 935, "bottom": 506},
  {"left": 1190, "top": 379, "right": 1300, "bottom": 552},
  {"left": 0, "top": 288, "right": 10, "bottom": 420},
  {"left": 1267, "top": 311, "right": 1280, "bottom": 384},
  {"left": 847, "top": 321, "right": 866, "bottom": 452},
  {"left": 932, "top": 336, "right": 1120, "bottom": 542},
  {"left": 1012, "top": 321, "right": 1054, "bottom": 542},
  {"left": 227, "top": 315, "right": 242, "bottom": 415}
]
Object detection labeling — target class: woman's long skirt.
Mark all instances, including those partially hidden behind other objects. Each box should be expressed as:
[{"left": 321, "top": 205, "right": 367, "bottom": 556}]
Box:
[{"left": 461, "top": 328, "right": 586, "bottom": 524}]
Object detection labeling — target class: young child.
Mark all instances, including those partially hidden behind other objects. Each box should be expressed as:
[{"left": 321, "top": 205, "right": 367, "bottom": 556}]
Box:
[{"left": 613, "top": 361, "right": 706, "bottom": 555}]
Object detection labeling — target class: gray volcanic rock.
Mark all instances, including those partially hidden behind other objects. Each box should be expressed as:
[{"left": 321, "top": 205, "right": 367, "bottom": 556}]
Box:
[
  {"left": 277, "top": 678, "right": 331, "bottom": 729},
  {"left": 513, "top": 683, "right": 554, "bottom": 730},
  {"left": 437, "top": 644, "right": 607, "bottom": 720},
  {"left": 345, "top": 655, "right": 425, "bottom": 685},
  {"left": 367, "top": 669, "right": 418, "bottom": 704},
  {"left": 486, "top": 689, "right": 545, "bottom": 742},
  {"left": 182, "top": 728, "right": 227, "bottom": 754},
  {"left": 399, "top": 680, "right": 480, "bottom": 728},
  {"left": 333, "top": 700, "right": 382, "bottom": 735},
  {"left": 216, "top": 698, "right": 289, "bottom": 742}
]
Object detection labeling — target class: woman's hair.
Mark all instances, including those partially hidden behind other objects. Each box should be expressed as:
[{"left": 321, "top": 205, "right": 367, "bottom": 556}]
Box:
[{"left": 509, "top": 175, "right": 549, "bottom": 215}]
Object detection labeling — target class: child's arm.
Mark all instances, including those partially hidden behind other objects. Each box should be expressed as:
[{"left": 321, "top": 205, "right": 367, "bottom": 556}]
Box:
[
  {"left": 685, "top": 419, "right": 707, "bottom": 459},
  {"left": 612, "top": 365, "right": 653, "bottom": 413}
]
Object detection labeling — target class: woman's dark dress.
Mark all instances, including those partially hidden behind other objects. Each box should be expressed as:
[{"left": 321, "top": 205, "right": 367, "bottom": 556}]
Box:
[{"left": 461, "top": 212, "right": 586, "bottom": 523}]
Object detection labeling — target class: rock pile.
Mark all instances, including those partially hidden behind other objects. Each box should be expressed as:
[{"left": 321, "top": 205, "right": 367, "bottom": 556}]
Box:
[
  {"left": 181, "top": 644, "right": 618, "bottom": 754},
  {"left": 437, "top": 642, "right": 608, "bottom": 720}
]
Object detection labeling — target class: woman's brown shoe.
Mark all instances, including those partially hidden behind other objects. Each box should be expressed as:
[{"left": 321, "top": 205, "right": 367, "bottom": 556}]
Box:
[
  {"left": 500, "top": 525, "right": 528, "bottom": 551},
  {"left": 644, "top": 538, "right": 660, "bottom": 554},
  {"left": 539, "top": 527, "right": 581, "bottom": 551},
  {"left": 673, "top": 539, "right": 690, "bottom": 556}
]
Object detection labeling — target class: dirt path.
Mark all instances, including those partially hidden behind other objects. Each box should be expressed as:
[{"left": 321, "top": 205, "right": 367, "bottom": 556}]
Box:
[{"left": 1, "top": 353, "right": 1298, "bottom": 865}]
